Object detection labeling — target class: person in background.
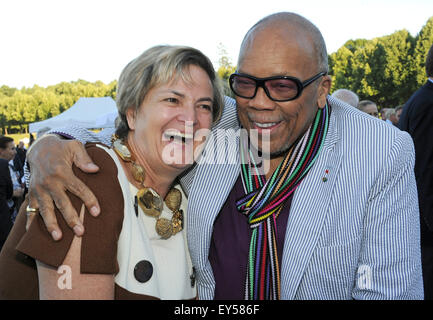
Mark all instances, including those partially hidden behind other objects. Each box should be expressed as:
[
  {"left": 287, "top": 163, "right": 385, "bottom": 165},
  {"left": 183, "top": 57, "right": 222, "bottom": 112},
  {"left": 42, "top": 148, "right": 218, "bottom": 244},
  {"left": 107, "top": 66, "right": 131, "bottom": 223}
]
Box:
[
  {"left": 28, "top": 134, "right": 35, "bottom": 148},
  {"left": 395, "top": 105, "right": 403, "bottom": 123},
  {"left": 358, "top": 100, "right": 379, "bottom": 118},
  {"left": 13, "top": 141, "right": 26, "bottom": 181},
  {"left": 8, "top": 157, "right": 24, "bottom": 222},
  {"left": 382, "top": 108, "right": 398, "bottom": 126},
  {"left": 331, "top": 88, "right": 359, "bottom": 108},
  {"left": 0, "top": 136, "right": 15, "bottom": 251},
  {"left": 0, "top": 137, "right": 24, "bottom": 223},
  {"left": 398, "top": 43, "right": 433, "bottom": 300},
  {"left": 15, "top": 140, "right": 28, "bottom": 197}
]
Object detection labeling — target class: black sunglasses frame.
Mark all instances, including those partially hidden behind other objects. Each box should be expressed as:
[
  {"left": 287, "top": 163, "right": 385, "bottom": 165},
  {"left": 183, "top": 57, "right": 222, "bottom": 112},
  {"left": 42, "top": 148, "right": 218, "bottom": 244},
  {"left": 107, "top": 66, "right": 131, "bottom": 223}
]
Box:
[{"left": 229, "top": 71, "right": 327, "bottom": 102}]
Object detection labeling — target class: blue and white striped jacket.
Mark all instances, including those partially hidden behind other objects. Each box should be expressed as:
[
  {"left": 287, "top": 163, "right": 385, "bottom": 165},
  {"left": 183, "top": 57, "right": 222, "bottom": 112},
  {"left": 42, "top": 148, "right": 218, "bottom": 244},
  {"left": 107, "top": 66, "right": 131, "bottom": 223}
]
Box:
[
  {"left": 182, "top": 96, "right": 423, "bottom": 300},
  {"left": 53, "top": 95, "right": 423, "bottom": 300}
]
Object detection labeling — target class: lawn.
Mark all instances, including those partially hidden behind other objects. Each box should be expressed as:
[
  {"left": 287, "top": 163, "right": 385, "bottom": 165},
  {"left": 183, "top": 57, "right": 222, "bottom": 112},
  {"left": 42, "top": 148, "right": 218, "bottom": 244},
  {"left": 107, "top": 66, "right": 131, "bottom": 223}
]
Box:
[{"left": 7, "top": 133, "right": 33, "bottom": 148}]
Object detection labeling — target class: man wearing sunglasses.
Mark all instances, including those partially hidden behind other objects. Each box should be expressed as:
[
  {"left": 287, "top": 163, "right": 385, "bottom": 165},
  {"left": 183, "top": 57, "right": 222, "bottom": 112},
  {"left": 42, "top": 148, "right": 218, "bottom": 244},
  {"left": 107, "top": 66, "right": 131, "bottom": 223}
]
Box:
[{"left": 15, "top": 12, "right": 422, "bottom": 299}]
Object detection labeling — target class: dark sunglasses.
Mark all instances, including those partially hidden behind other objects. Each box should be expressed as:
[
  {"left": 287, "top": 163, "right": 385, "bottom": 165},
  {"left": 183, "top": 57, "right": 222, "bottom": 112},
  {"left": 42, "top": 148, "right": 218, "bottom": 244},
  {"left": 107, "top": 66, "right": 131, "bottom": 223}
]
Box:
[{"left": 229, "top": 71, "right": 327, "bottom": 102}]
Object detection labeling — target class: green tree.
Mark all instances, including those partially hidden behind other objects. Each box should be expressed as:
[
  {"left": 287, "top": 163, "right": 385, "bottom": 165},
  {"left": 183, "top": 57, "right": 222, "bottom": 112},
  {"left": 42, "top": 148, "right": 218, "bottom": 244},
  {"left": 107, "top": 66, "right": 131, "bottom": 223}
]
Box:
[
  {"left": 0, "top": 79, "right": 119, "bottom": 133},
  {"left": 216, "top": 43, "right": 236, "bottom": 97},
  {"left": 366, "top": 30, "right": 416, "bottom": 106},
  {"left": 0, "top": 85, "right": 17, "bottom": 97},
  {"left": 329, "top": 45, "right": 357, "bottom": 91},
  {"left": 329, "top": 22, "right": 426, "bottom": 108},
  {"left": 412, "top": 17, "right": 433, "bottom": 86}
]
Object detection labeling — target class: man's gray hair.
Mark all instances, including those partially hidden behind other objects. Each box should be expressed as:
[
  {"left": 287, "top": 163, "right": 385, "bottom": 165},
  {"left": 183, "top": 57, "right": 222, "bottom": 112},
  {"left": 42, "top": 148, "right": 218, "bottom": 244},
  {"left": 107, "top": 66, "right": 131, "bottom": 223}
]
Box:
[
  {"left": 395, "top": 105, "right": 403, "bottom": 113},
  {"left": 331, "top": 89, "right": 359, "bottom": 107},
  {"left": 358, "top": 100, "right": 377, "bottom": 111},
  {"left": 382, "top": 108, "right": 396, "bottom": 120}
]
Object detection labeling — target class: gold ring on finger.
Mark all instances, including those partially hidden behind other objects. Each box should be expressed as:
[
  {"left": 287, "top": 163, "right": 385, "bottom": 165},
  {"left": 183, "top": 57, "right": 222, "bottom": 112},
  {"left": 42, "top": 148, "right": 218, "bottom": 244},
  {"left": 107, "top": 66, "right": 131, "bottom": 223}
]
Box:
[{"left": 26, "top": 206, "right": 39, "bottom": 213}]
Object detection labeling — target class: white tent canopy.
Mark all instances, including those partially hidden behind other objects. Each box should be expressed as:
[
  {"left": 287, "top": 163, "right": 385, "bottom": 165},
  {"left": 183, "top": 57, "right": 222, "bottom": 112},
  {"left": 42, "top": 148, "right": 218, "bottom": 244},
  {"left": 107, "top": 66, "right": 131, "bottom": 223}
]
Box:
[
  {"left": 95, "top": 110, "right": 118, "bottom": 128},
  {"left": 29, "top": 97, "right": 118, "bottom": 133}
]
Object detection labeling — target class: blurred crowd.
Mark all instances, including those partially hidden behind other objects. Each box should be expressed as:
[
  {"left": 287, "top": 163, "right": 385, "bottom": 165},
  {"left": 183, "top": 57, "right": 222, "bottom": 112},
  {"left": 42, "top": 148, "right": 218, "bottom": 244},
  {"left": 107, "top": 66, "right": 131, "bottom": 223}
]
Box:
[
  {"left": 0, "top": 136, "right": 29, "bottom": 251},
  {"left": 331, "top": 88, "right": 403, "bottom": 125}
]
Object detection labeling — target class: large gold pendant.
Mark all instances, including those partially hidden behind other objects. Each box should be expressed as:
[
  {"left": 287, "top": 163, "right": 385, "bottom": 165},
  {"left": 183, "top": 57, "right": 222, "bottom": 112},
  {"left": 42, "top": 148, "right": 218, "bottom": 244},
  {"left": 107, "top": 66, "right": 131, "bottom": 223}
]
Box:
[
  {"left": 137, "top": 187, "right": 163, "bottom": 218},
  {"left": 113, "top": 138, "right": 132, "bottom": 161},
  {"left": 132, "top": 163, "right": 145, "bottom": 184},
  {"left": 164, "top": 188, "right": 182, "bottom": 212},
  {"left": 156, "top": 218, "right": 173, "bottom": 239},
  {"left": 172, "top": 209, "right": 184, "bottom": 234}
]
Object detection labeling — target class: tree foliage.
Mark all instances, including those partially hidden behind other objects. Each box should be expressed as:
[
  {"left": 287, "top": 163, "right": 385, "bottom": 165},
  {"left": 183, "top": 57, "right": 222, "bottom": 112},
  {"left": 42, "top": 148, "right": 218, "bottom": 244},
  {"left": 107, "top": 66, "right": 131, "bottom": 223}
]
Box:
[
  {"left": 0, "top": 80, "right": 117, "bottom": 134},
  {"left": 329, "top": 16, "right": 433, "bottom": 109},
  {"left": 412, "top": 17, "right": 433, "bottom": 86},
  {"left": 216, "top": 42, "right": 236, "bottom": 98}
]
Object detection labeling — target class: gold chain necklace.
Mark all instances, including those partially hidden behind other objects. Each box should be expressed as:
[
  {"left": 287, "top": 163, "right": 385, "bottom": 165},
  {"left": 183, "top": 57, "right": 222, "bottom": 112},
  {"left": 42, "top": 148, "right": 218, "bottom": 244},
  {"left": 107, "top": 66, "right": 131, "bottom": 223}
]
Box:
[{"left": 111, "top": 134, "right": 183, "bottom": 239}]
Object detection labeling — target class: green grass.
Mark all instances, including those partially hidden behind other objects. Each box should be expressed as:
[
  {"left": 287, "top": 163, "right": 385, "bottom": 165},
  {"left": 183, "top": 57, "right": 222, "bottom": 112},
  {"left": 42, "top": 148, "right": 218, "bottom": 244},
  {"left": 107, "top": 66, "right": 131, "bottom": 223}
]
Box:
[{"left": 8, "top": 133, "right": 32, "bottom": 147}]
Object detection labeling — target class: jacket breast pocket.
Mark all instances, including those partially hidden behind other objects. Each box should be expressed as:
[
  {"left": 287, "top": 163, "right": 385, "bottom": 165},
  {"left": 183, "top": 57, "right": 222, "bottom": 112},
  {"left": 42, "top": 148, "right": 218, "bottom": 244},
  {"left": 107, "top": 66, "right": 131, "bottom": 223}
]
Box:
[{"left": 300, "top": 239, "right": 361, "bottom": 299}]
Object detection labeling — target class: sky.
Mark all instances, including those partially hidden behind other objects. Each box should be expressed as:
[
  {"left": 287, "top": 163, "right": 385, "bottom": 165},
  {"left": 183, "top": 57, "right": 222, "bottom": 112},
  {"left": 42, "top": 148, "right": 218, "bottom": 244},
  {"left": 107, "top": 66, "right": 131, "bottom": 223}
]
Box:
[{"left": 1, "top": 0, "right": 432, "bottom": 89}]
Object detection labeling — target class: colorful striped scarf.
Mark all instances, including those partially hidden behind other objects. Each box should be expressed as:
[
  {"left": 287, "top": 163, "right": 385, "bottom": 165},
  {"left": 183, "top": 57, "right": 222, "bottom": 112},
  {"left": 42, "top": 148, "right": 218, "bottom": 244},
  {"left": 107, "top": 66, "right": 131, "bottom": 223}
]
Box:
[{"left": 237, "top": 103, "right": 330, "bottom": 300}]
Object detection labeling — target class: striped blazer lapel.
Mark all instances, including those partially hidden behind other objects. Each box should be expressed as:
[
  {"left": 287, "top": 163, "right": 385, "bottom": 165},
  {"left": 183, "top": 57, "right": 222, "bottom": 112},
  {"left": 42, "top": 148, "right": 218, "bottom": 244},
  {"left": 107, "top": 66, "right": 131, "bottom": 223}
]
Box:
[
  {"left": 280, "top": 106, "right": 343, "bottom": 299},
  {"left": 187, "top": 128, "right": 241, "bottom": 281}
]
